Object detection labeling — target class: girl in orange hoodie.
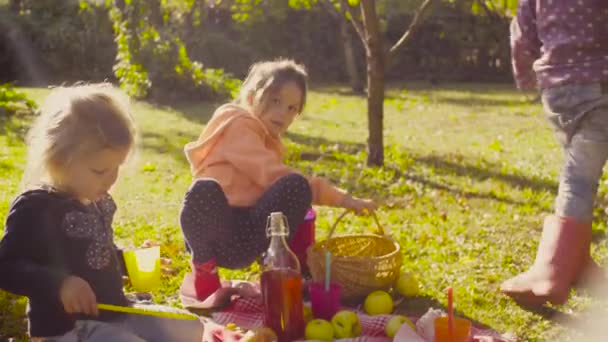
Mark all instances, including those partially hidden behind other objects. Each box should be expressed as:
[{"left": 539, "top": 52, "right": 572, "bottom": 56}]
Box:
[{"left": 179, "top": 59, "right": 376, "bottom": 306}]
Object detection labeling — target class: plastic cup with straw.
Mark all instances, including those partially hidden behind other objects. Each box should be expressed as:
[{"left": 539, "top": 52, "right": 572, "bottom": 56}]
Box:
[
  {"left": 434, "top": 287, "right": 472, "bottom": 342},
  {"left": 309, "top": 251, "right": 341, "bottom": 320}
]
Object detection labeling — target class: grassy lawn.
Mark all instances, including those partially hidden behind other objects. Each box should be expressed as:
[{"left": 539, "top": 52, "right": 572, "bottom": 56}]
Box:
[{"left": 2, "top": 83, "right": 607, "bottom": 341}]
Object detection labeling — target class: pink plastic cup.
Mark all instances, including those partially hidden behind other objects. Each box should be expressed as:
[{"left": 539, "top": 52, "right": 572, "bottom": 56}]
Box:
[{"left": 309, "top": 281, "right": 341, "bottom": 320}]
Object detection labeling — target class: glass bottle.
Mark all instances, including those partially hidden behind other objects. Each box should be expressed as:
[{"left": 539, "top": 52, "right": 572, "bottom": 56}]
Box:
[{"left": 260, "top": 212, "right": 305, "bottom": 342}]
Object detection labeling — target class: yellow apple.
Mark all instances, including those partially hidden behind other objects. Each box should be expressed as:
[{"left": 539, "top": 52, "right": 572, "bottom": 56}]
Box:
[
  {"left": 364, "top": 290, "right": 394, "bottom": 315},
  {"left": 305, "top": 319, "right": 334, "bottom": 341},
  {"left": 385, "top": 315, "right": 416, "bottom": 338},
  {"left": 395, "top": 272, "right": 420, "bottom": 297},
  {"left": 331, "top": 310, "right": 361, "bottom": 338}
]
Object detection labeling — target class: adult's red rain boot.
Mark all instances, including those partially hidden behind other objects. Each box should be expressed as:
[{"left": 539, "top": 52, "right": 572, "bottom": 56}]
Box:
[
  {"left": 192, "top": 258, "right": 221, "bottom": 301},
  {"left": 500, "top": 215, "right": 591, "bottom": 306}
]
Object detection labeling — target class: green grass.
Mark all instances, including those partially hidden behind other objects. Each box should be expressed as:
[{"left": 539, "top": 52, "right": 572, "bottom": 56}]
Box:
[{"left": 2, "top": 83, "right": 607, "bottom": 341}]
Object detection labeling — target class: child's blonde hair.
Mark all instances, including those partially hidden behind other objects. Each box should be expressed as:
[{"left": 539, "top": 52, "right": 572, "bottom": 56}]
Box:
[
  {"left": 23, "top": 83, "right": 136, "bottom": 189},
  {"left": 236, "top": 59, "right": 308, "bottom": 114}
]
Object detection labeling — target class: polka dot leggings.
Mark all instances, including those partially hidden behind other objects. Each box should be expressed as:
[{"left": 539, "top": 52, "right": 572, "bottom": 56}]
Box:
[{"left": 179, "top": 173, "right": 312, "bottom": 269}]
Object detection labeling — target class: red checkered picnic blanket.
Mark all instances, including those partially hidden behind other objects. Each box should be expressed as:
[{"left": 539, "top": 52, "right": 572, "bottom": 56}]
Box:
[{"left": 201, "top": 297, "right": 511, "bottom": 342}]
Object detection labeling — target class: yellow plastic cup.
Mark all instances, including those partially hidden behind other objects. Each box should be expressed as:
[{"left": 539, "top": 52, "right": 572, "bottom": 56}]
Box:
[
  {"left": 434, "top": 316, "right": 471, "bottom": 342},
  {"left": 124, "top": 246, "right": 161, "bottom": 292}
]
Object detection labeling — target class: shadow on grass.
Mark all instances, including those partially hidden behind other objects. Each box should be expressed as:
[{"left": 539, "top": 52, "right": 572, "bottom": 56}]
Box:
[
  {"left": 148, "top": 100, "right": 219, "bottom": 127},
  {"left": 141, "top": 131, "right": 191, "bottom": 167},
  {"left": 148, "top": 109, "right": 557, "bottom": 209},
  {"left": 283, "top": 132, "right": 557, "bottom": 209},
  {"left": 426, "top": 95, "right": 526, "bottom": 108},
  {"left": 317, "top": 88, "right": 367, "bottom": 99},
  {"left": 514, "top": 303, "right": 599, "bottom": 335},
  {"left": 170, "top": 101, "right": 217, "bottom": 125},
  {"left": 136, "top": 101, "right": 218, "bottom": 167},
  {"left": 285, "top": 132, "right": 366, "bottom": 154}
]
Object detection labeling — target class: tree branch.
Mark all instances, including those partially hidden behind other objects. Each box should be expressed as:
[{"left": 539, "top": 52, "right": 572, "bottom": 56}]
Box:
[
  {"left": 387, "top": 0, "right": 435, "bottom": 61},
  {"left": 338, "top": 0, "right": 367, "bottom": 47}
]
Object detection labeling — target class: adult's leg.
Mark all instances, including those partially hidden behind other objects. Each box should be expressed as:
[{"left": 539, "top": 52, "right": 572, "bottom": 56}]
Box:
[{"left": 501, "top": 83, "right": 608, "bottom": 306}]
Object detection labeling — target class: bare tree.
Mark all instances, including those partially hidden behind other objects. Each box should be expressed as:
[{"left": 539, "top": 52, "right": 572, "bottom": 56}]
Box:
[{"left": 339, "top": 0, "right": 436, "bottom": 166}]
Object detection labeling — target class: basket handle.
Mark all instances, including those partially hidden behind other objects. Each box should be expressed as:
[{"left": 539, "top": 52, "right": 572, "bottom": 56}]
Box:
[{"left": 326, "top": 209, "right": 386, "bottom": 240}]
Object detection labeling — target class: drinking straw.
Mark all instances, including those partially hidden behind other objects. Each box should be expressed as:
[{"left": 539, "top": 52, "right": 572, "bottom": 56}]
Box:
[
  {"left": 325, "top": 251, "right": 331, "bottom": 291},
  {"left": 447, "top": 287, "right": 454, "bottom": 339},
  {"left": 98, "top": 303, "right": 198, "bottom": 320}
]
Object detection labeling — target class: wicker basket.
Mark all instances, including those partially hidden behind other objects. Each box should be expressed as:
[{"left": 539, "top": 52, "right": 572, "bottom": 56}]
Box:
[{"left": 306, "top": 210, "right": 402, "bottom": 302}]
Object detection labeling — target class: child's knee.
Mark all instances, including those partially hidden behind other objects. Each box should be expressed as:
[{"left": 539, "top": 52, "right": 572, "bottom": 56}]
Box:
[
  {"left": 182, "top": 179, "right": 226, "bottom": 212},
  {"left": 186, "top": 179, "right": 223, "bottom": 199},
  {"left": 284, "top": 173, "right": 312, "bottom": 202}
]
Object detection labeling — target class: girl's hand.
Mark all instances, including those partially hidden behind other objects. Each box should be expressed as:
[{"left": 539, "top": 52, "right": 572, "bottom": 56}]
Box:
[
  {"left": 232, "top": 281, "right": 261, "bottom": 298},
  {"left": 59, "top": 276, "right": 98, "bottom": 316},
  {"left": 342, "top": 195, "right": 377, "bottom": 215},
  {"left": 200, "top": 281, "right": 261, "bottom": 308}
]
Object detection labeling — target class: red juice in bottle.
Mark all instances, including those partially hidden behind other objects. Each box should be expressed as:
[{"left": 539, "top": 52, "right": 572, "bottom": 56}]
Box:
[
  {"left": 261, "top": 269, "right": 304, "bottom": 342},
  {"left": 261, "top": 212, "right": 305, "bottom": 342}
]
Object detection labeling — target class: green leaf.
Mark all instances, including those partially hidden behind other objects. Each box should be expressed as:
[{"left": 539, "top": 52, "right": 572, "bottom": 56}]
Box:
[
  {"left": 471, "top": 1, "right": 481, "bottom": 15},
  {"left": 79, "top": 1, "right": 90, "bottom": 11},
  {"left": 142, "top": 163, "right": 156, "bottom": 172},
  {"left": 488, "top": 139, "right": 503, "bottom": 152}
]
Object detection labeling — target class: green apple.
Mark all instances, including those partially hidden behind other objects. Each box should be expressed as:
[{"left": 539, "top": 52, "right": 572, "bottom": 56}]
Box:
[
  {"left": 385, "top": 315, "right": 416, "bottom": 338},
  {"left": 395, "top": 272, "right": 420, "bottom": 297},
  {"left": 364, "top": 290, "right": 394, "bottom": 315},
  {"left": 331, "top": 310, "right": 361, "bottom": 338},
  {"left": 305, "top": 319, "right": 334, "bottom": 341}
]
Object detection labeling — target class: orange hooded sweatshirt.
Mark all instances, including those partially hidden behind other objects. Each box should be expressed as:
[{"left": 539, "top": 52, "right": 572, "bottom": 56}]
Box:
[{"left": 184, "top": 104, "right": 347, "bottom": 207}]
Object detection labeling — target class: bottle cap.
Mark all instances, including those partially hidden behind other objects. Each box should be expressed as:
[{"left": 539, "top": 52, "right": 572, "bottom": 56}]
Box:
[{"left": 267, "top": 212, "right": 289, "bottom": 237}]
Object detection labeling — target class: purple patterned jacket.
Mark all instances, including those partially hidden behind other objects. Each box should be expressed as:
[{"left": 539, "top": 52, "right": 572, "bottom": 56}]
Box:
[{"left": 511, "top": 0, "right": 608, "bottom": 90}]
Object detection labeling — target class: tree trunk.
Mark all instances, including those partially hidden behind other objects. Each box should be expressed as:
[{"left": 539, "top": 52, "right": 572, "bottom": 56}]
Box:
[
  {"left": 183, "top": 1, "right": 197, "bottom": 41},
  {"left": 345, "top": 0, "right": 434, "bottom": 166},
  {"left": 340, "top": 19, "right": 363, "bottom": 93},
  {"left": 360, "top": 0, "right": 384, "bottom": 166},
  {"left": 115, "top": 0, "right": 126, "bottom": 12},
  {"left": 366, "top": 52, "right": 385, "bottom": 166},
  {"left": 149, "top": 0, "right": 164, "bottom": 27}
]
